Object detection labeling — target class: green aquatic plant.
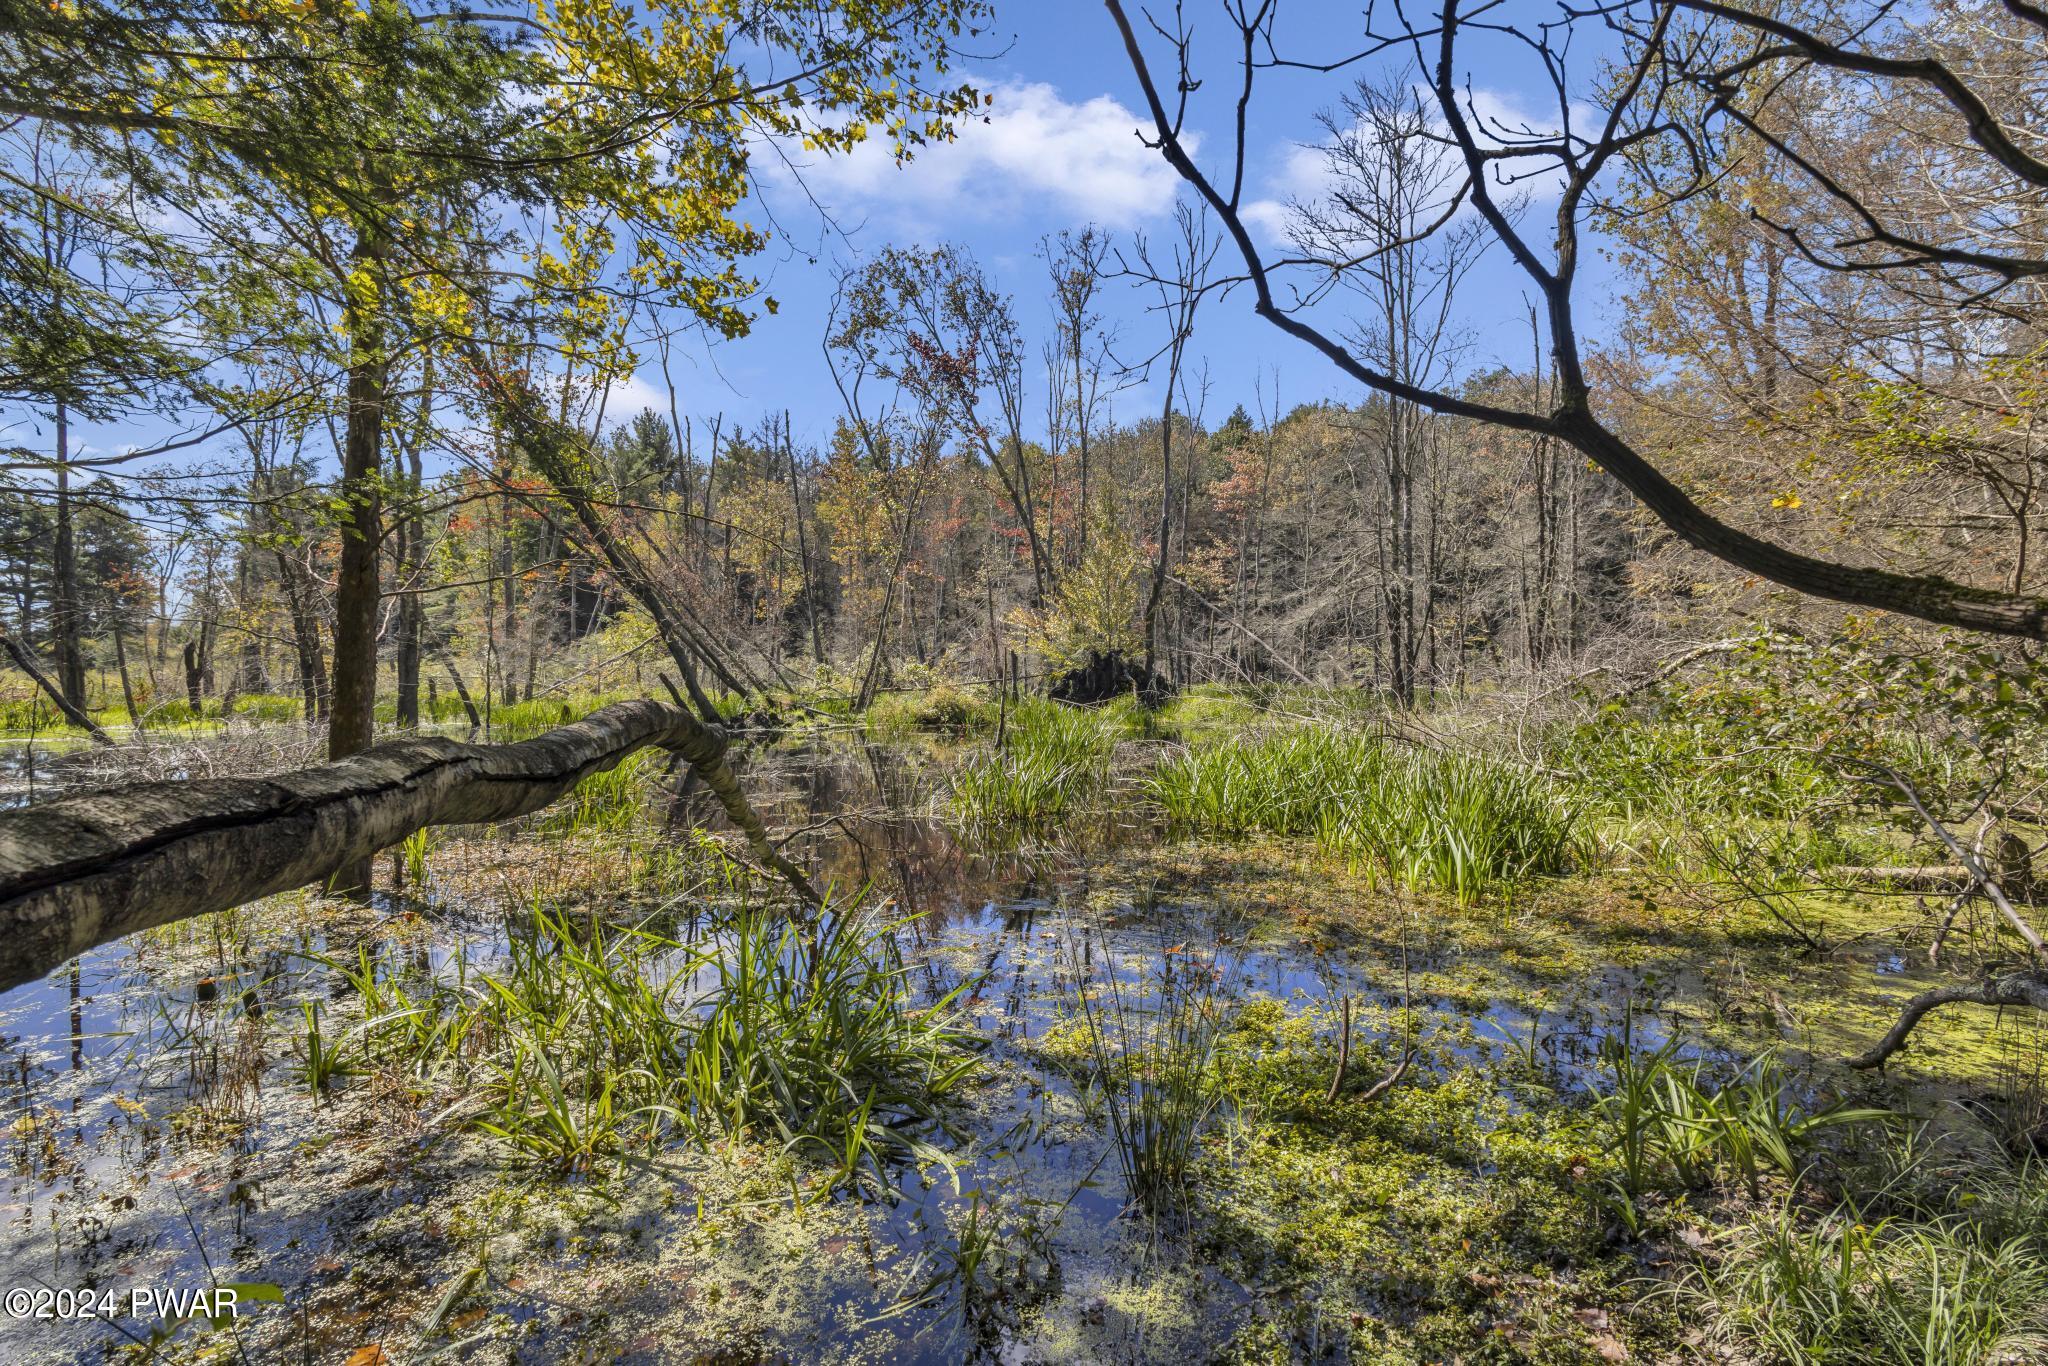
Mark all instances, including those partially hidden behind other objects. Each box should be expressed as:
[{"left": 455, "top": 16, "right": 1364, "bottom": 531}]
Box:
[
  {"left": 538, "top": 746, "right": 663, "bottom": 835},
  {"left": 399, "top": 826, "right": 439, "bottom": 886},
  {"left": 294, "top": 1000, "right": 354, "bottom": 1098},
  {"left": 306, "top": 898, "right": 979, "bottom": 1184},
  {"left": 1152, "top": 729, "right": 1377, "bottom": 836},
  {"left": 683, "top": 905, "right": 982, "bottom": 1191},
  {"left": 947, "top": 698, "right": 1126, "bottom": 836},
  {"left": 1592, "top": 1015, "right": 1886, "bottom": 1222},
  {"left": 1064, "top": 930, "right": 1230, "bottom": 1220},
  {"left": 888, "top": 1183, "right": 1072, "bottom": 1352},
  {"left": 1687, "top": 1201, "right": 2048, "bottom": 1366},
  {"left": 1151, "top": 728, "right": 1581, "bottom": 901},
  {"left": 459, "top": 900, "right": 709, "bottom": 1168}
]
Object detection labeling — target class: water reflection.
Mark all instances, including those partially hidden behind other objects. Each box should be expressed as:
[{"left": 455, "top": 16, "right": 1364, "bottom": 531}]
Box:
[{"left": 0, "top": 730, "right": 1708, "bottom": 1363}]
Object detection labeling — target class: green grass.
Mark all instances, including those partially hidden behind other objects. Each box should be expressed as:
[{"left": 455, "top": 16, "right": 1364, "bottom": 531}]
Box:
[
  {"left": 0, "top": 686, "right": 667, "bottom": 737},
  {"left": 1065, "top": 941, "right": 1228, "bottom": 1220},
  {"left": 1679, "top": 1128, "right": 2048, "bottom": 1365},
  {"left": 1577, "top": 1018, "right": 2048, "bottom": 1363},
  {"left": 862, "top": 684, "right": 981, "bottom": 737},
  {"left": 683, "top": 905, "right": 982, "bottom": 1189},
  {"left": 1591, "top": 1017, "right": 1887, "bottom": 1223},
  {"left": 946, "top": 698, "right": 1132, "bottom": 836},
  {"left": 1151, "top": 729, "right": 1583, "bottom": 901},
  {"left": 0, "top": 695, "right": 93, "bottom": 734},
  {"left": 1689, "top": 1195, "right": 2048, "bottom": 1365},
  {"left": 0, "top": 691, "right": 290, "bottom": 734},
  {"left": 311, "top": 898, "right": 980, "bottom": 1188},
  {"left": 460, "top": 694, "right": 618, "bottom": 735},
  {"left": 538, "top": 746, "right": 665, "bottom": 835},
  {"left": 231, "top": 692, "right": 307, "bottom": 722},
  {"left": 1553, "top": 713, "right": 1857, "bottom": 873}
]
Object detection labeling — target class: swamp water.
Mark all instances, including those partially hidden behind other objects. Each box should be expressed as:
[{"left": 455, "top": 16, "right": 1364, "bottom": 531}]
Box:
[{"left": 0, "top": 736, "right": 1896, "bottom": 1362}]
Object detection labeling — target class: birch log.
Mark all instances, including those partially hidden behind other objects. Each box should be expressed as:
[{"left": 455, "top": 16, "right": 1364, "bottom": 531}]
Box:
[{"left": 0, "top": 699, "right": 820, "bottom": 994}]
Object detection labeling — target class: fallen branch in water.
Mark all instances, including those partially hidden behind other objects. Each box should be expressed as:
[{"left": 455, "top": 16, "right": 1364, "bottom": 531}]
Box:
[
  {"left": 0, "top": 699, "right": 821, "bottom": 994},
  {"left": 1846, "top": 971, "right": 2048, "bottom": 1070},
  {"left": 1835, "top": 865, "right": 1973, "bottom": 893}
]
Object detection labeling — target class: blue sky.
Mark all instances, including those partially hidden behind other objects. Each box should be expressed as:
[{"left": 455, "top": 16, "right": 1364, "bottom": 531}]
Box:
[
  {"left": 18, "top": 0, "right": 1629, "bottom": 476},
  {"left": 698, "top": 0, "right": 1627, "bottom": 448}
]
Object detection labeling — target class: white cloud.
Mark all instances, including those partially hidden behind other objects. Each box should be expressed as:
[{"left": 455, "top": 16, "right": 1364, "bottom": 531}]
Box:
[
  {"left": 759, "top": 80, "right": 1186, "bottom": 229},
  {"left": 1242, "top": 86, "right": 1586, "bottom": 244},
  {"left": 596, "top": 371, "right": 671, "bottom": 424}
]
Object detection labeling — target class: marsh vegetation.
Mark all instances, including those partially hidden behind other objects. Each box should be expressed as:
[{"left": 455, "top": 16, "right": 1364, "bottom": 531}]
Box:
[
  {"left": 5, "top": 669, "right": 2047, "bottom": 1363},
  {"left": 5, "top": 0, "right": 2048, "bottom": 1360}
]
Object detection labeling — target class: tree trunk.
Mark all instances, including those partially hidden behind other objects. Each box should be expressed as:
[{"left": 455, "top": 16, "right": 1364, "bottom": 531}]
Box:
[
  {"left": 784, "top": 415, "right": 826, "bottom": 666},
  {"left": 1143, "top": 407, "right": 1175, "bottom": 679},
  {"left": 113, "top": 619, "right": 141, "bottom": 735},
  {"left": 182, "top": 640, "right": 203, "bottom": 712},
  {"left": 52, "top": 402, "right": 87, "bottom": 711},
  {"left": 396, "top": 355, "right": 432, "bottom": 729},
  {"left": 0, "top": 701, "right": 818, "bottom": 994},
  {"left": 432, "top": 639, "right": 483, "bottom": 729},
  {"left": 327, "top": 232, "right": 391, "bottom": 894},
  {"left": 276, "top": 549, "right": 327, "bottom": 725}
]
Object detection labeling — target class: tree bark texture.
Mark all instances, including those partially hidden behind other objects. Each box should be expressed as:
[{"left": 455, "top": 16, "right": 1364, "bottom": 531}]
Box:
[{"left": 0, "top": 699, "right": 819, "bottom": 994}]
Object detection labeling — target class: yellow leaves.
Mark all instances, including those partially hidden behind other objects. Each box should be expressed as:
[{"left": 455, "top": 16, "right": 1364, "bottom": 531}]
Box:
[
  {"left": 1769, "top": 490, "right": 1803, "bottom": 510},
  {"left": 340, "top": 260, "right": 383, "bottom": 326},
  {"left": 399, "top": 273, "right": 474, "bottom": 338}
]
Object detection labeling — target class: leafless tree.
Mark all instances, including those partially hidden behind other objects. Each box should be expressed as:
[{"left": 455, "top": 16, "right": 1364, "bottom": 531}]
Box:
[{"left": 1100, "top": 0, "right": 2048, "bottom": 637}]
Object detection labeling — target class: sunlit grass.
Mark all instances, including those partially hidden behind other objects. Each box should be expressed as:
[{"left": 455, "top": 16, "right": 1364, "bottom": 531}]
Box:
[
  {"left": 1060, "top": 934, "right": 1229, "bottom": 1221},
  {"left": 946, "top": 698, "right": 1131, "bottom": 836},
  {"left": 538, "top": 746, "right": 665, "bottom": 835},
  {"left": 1151, "top": 729, "right": 1583, "bottom": 901},
  {"left": 1685, "top": 1180, "right": 2048, "bottom": 1365},
  {"left": 313, "top": 897, "right": 980, "bottom": 1189}
]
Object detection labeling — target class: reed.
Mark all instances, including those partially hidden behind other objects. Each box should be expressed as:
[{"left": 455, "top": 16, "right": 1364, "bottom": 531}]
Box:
[
  {"left": 947, "top": 698, "right": 1125, "bottom": 836},
  {"left": 1063, "top": 927, "right": 1229, "bottom": 1220},
  {"left": 538, "top": 747, "right": 663, "bottom": 835},
  {"left": 683, "top": 906, "right": 981, "bottom": 1190},
  {"left": 309, "top": 898, "right": 979, "bottom": 1185},
  {"left": 1152, "top": 729, "right": 1581, "bottom": 901}
]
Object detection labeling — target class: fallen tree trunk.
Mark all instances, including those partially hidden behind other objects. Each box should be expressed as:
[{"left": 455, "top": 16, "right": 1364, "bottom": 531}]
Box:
[
  {"left": 0, "top": 699, "right": 821, "bottom": 994},
  {"left": 1836, "top": 865, "right": 1973, "bottom": 892}
]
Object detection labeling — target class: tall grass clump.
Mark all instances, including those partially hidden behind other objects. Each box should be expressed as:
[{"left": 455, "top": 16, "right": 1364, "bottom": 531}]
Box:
[
  {"left": 685, "top": 907, "right": 981, "bottom": 1188},
  {"left": 1553, "top": 713, "right": 1848, "bottom": 873},
  {"left": 1151, "top": 730, "right": 1381, "bottom": 835},
  {"left": 1679, "top": 1133, "right": 2048, "bottom": 1365},
  {"left": 1592, "top": 1021, "right": 1885, "bottom": 1225},
  {"left": 948, "top": 698, "right": 1125, "bottom": 836},
  {"left": 1690, "top": 1202, "right": 2048, "bottom": 1366},
  {"left": 1062, "top": 929, "right": 1229, "bottom": 1220},
  {"left": 313, "top": 899, "right": 980, "bottom": 1189},
  {"left": 1152, "top": 729, "right": 1581, "bottom": 901},
  {"left": 864, "top": 683, "right": 978, "bottom": 736},
  {"left": 463, "top": 906, "right": 695, "bottom": 1169},
  {"left": 539, "top": 747, "right": 662, "bottom": 835}
]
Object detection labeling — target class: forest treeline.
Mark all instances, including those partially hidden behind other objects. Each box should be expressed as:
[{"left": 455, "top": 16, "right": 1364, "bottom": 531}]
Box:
[{"left": 0, "top": 0, "right": 2043, "bottom": 735}]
